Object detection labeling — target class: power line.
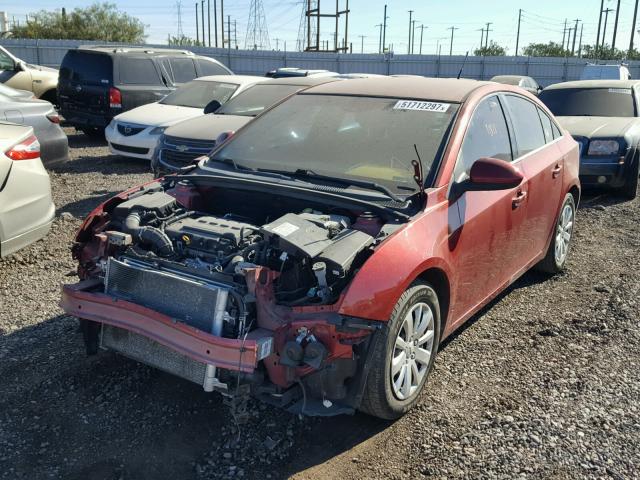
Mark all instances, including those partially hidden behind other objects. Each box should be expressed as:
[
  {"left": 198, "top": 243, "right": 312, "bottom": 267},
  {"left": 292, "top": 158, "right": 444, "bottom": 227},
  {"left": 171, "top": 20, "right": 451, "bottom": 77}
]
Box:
[{"left": 245, "top": 0, "right": 270, "bottom": 49}]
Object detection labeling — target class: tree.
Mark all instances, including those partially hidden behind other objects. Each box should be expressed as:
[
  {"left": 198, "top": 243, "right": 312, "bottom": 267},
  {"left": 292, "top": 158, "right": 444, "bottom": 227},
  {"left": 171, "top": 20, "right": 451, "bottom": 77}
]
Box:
[
  {"left": 522, "top": 42, "right": 569, "bottom": 57},
  {"left": 12, "top": 2, "right": 146, "bottom": 43},
  {"left": 167, "top": 35, "right": 200, "bottom": 47},
  {"left": 474, "top": 41, "right": 507, "bottom": 56}
]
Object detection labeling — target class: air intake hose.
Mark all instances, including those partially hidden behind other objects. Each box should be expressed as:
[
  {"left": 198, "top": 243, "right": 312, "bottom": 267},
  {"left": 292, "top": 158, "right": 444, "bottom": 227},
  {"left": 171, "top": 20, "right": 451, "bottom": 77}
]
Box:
[{"left": 123, "top": 211, "right": 174, "bottom": 257}]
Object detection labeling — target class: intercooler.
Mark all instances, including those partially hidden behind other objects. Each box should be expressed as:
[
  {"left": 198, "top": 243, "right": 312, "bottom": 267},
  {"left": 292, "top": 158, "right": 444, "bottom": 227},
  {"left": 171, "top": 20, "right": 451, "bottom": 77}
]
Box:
[
  {"left": 104, "top": 257, "right": 229, "bottom": 334},
  {"left": 100, "top": 324, "right": 208, "bottom": 385}
]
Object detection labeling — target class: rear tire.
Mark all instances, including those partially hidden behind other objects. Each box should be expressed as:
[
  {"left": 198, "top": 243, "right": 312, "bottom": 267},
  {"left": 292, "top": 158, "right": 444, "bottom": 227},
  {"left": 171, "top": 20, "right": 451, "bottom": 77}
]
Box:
[
  {"left": 80, "top": 127, "right": 105, "bottom": 140},
  {"left": 621, "top": 161, "right": 639, "bottom": 200},
  {"left": 536, "top": 193, "right": 576, "bottom": 274},
  {"left": 360, "top": 281, "right": 441, "bottom": 420}
]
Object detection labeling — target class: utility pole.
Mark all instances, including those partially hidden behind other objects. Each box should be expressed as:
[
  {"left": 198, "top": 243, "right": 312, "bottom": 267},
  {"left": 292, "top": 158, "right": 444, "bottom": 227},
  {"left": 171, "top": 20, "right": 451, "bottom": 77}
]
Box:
[
  {"left": 612, "top": 0, "right": 621, "bottom": 50},
  {"left": 220, "top": 0, "right": 224, "bottom": 49},
  {"left": 411, "top": 19, "right": 417, "bottom": 54},
  {"left": 407, "top": 10, "right": 413, "bottom": 54},
  {"left": 376, "top": 23, "right": 383, "bottom": 53},
  {"left": 448, "top": 26, "right": 458, "bottom": 55},
  {"left": 382, "top": 4, "right": 388, "bottom": 54},
  {"left": 578, "top": 22, "right": 584, "bottom": 57},
  {"left": 561, "top": 18, "right": 567, "bottom": 50},
  {"left": 359, "top": 34, "right": 366, "bottom": 53},
  {"left": 419, "top": 24, "right": 426, "bottom": 55},
  {"left": 630, "top": 0, "right": 639, "bottom": 57},
  {"left": 201, "top": 1, "right": 205, "bottom": 46},
  {"left": 515, "top": 9, "right": 522, "bottom": 56},
  {"left": 207, "top": 0, "right": 211, "bottom": 47},
  {"left": 571, "top": 19, "right": 580, "bottom": 55},
  {"left": 478, "top": 27, "right": 485, "bottom": 51},
  {"left": 484, "top": 22, "right": 492, "bottom": 48},
  {"left": 195, "top": 2, "right": 200, "bottom": 45},
  {"left": 596, "top": 0, "right": 604, "bottom": 51},
  {"left": 234, "top": 19, "right": 237, "bottom": 48},
  {"left": 275, "top": 38, "right": 280, "bottom": 50},
  {"left": 227, "top": 14, "right": 231, "bottom": 53},
  {"left": 214, "top": 0, "right": 218, "bottom": 47},
  {"left": 602, "top": 8, "right": 613, "bottom": 50}
]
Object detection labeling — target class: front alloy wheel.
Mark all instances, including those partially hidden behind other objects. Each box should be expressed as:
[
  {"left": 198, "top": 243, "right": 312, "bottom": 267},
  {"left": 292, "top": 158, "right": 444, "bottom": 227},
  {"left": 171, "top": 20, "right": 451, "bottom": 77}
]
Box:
[
  {"left": 391, "top": 303, "right": 435, "bottom": 400},
  {"left": 360, "top": 281, "right": 441, "bottom": 419}
]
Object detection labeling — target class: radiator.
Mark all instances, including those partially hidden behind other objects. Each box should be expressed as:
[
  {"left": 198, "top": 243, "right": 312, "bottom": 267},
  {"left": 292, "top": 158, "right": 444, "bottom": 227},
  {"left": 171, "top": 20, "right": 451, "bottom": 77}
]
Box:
[{"left": 104, "top": 257, "right": 229, "bottom": 334}]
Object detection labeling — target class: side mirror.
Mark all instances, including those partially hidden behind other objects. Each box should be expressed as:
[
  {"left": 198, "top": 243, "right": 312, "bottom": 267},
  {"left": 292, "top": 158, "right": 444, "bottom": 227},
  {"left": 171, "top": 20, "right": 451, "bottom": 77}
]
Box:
[
  {"left": 13, "top": 61, "right": 23, "bottom": 72},
  {"left": 203, "top": 99, "right": 222, "bottom": 114},
  {"left": 215, "top": 130, "right": 234, "bottom": 145},
  {"left": 451, "top": 157, "right": 523, "bottom": 198}
]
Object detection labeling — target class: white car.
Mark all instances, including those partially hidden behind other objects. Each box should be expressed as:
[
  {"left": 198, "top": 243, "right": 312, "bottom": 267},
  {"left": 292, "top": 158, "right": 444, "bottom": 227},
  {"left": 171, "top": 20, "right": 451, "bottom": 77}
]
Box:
[
  {"left": 105, "top": 75, "right": 266, "bottom": 161},
  {"left": 0, "top": 122, "right": 55, "bottom": 258}
]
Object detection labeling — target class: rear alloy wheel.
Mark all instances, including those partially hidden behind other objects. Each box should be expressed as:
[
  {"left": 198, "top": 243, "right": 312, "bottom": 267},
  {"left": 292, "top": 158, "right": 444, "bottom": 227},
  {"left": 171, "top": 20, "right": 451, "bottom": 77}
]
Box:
[
  {"left": 536, "top": 193, "right": 576, "bottom": 274},
  {"left": 360, "top": 281, "right": 441, "bottom": 419}
]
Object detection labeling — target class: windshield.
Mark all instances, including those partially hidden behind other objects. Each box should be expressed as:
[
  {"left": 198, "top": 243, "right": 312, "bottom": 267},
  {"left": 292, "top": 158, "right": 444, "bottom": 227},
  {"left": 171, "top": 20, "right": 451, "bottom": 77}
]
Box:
[
  {"left": 215, "top": 84, "right": 302, "bottom": 116},
  {"left": 208, "top": 94, "right": 459, "bottom": 194},
  {"left": 540, "top": 88, "right": 636, "bottom": 117},
  {"left": 160, "top": 80, "right": 239, "bottom": 108}
]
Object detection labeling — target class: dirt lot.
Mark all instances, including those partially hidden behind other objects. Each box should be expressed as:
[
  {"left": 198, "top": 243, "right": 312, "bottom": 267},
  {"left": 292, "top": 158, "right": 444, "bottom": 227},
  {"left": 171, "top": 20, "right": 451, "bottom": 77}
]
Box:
[{"left": 0, "top": 129, "right": 638, "bottom": 480}]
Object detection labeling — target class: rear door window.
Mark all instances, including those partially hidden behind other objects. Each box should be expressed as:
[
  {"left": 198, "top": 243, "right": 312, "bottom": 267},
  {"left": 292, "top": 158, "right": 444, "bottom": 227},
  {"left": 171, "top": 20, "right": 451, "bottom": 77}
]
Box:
[
  {"left": 455, "top": 95, "right": 513, "bottom": 182},
  {"left": 197, "top": 58, "right": 231, "bottom": 76},
  {"left": 60, "top": 51, "right": 113, "bottom": 84},
  {"left": 169, "top": 58, "right": 198, "bottom": 83},
  {"left": 118, "top": 57, "right": 162, "bottom": 85},
  {"left": 536, "top": 108, "right": 554, "bottom": 143},
  {"left": 503, "top": 95, "right": 547, "bottom": 158}
]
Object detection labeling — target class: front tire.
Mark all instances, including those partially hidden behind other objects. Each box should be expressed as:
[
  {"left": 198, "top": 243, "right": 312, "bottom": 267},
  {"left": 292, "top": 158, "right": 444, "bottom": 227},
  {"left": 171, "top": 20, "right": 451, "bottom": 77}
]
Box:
[
  {"left": 621, "top": 160, "right": 639, "bottom": 200},
  {"left": 360, "top": 281, "right": 441, "bottom": 420},
  {"left": 536, "top": 193, "right": 576, "bottom": 274}
]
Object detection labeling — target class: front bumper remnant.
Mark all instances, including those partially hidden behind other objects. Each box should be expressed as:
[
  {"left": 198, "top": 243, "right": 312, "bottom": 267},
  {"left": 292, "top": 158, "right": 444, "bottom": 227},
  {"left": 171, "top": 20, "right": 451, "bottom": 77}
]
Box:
[{"left": 61, "top": 280, "right": 274, "bottom": 375}]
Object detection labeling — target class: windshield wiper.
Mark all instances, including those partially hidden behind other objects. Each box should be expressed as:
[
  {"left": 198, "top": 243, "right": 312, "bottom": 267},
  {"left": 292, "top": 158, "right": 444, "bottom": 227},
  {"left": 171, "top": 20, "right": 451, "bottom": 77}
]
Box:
[{"left": 257, "top": 167, "right": 406, "bottom": 203}]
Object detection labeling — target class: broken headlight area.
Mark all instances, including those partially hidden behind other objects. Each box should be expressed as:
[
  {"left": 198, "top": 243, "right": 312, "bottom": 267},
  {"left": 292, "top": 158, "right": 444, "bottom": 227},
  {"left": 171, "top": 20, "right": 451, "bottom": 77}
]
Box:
[{"left": 63, "top": 178, "right": 402, "bottom": 414}]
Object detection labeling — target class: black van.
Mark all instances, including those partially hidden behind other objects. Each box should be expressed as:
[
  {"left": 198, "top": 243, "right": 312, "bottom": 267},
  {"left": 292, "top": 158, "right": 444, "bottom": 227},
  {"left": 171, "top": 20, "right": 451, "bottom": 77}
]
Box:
[{"left": 58, "top": 46, "right": 232, "bottom": 136}]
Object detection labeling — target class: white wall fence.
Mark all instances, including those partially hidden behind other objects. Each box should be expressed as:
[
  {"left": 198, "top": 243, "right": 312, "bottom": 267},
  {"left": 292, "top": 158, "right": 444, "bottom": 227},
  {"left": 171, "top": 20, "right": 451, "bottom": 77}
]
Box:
[{"left": 2, "top": 38, "right": 638, "bottom": 87}]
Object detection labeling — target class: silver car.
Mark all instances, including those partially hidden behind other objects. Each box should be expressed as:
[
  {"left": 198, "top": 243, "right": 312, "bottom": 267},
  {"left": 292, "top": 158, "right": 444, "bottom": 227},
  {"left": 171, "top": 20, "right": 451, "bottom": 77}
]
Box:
[
  {"left": 0, "top": 122, "right": 55, "bottom": 257},
  {"left": 0, "top": 91, "right": 68, "bottom": 166}
]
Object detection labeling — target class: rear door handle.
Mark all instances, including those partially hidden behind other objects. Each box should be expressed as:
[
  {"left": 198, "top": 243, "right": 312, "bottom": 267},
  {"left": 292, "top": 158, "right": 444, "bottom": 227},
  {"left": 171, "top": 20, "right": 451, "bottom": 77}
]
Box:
[
  {"left": 552, "top": 164, "right": 563, "bottom": 178},
  {"left": 512, "top": 190, "right": 527, "bottom": 209}
]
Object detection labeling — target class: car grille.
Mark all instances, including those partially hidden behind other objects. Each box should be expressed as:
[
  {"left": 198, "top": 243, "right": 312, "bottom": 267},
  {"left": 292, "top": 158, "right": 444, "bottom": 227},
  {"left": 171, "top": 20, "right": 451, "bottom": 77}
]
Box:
[
  {"left": 163, "top": 135, "right": 217, "bottom": 150},
  {"left": 159, "top": 135, "right": 216, "bottom": 169},
  {"left": 117, "top": 124, "right": 146, "bottom": 136},
  {"left": 111, "top": 143, "right": 150, "bottom": 155}
]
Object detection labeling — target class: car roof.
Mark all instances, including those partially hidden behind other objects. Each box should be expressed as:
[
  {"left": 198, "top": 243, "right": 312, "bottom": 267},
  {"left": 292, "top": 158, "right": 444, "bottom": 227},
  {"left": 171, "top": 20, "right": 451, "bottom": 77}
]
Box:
[
  {"left": 301, "top": 76, "right": 493, "bottom": 102},
  {"left": 257, "top": 76, "right": 342, "bottom": 87},
  {"left": 76, "top": 45, "right": 195, "bottom": 56},
  {"left": 195, "top": 75, "right": 265, "bottom": 85},
  {"left": 545, "top": 79, "right": 640, "bottom": 90}
]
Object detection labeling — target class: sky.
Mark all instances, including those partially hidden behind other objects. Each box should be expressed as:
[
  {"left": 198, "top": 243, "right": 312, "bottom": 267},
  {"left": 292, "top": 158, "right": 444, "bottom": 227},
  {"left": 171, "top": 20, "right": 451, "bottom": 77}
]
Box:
[{"left": 2, "top": 0, "right": 639, "bottom": 55}]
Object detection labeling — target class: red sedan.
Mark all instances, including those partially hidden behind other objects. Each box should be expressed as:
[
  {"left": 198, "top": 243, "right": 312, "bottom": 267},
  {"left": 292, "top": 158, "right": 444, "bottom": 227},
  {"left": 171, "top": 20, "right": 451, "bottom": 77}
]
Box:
[{"left": 62, "top": 77, "right": 580, "bottom": 419}]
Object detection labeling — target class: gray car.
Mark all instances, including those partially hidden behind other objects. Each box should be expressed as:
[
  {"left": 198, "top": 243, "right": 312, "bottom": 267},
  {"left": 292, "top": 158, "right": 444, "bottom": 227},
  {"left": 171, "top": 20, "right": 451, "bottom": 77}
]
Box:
[
  {"left": 0, "top": 92, "right": 68, "bottom": 166},
  {"left": 490, "top": 75, "right": 543, "bottom": 96}
]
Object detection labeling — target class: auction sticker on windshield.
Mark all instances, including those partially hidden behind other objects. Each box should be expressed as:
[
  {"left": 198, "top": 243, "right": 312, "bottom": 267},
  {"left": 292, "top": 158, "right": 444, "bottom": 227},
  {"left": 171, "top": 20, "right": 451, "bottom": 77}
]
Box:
[{"left": 393, "top": 100, "right": 451, "bottom": 112}]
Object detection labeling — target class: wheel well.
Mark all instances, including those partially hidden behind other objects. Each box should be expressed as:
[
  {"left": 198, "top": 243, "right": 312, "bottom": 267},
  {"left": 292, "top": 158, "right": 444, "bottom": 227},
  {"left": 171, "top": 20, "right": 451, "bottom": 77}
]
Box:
[
  {"left": 569, "top": 185, "right": 580, "bottom": 206},
  {"left": 417, "top": 268, "right": 450, "bottom": 339}
]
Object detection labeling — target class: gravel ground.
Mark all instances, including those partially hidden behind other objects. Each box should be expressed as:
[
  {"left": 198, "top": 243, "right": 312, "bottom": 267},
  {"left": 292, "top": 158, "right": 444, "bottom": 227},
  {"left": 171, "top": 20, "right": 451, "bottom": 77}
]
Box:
[{"left": 0, "top": 129, "right": 638, "bottom": 480}]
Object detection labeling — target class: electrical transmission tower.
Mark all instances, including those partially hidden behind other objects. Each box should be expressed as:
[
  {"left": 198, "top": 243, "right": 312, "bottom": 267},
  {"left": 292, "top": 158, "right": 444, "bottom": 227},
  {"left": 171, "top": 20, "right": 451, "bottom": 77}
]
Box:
[
  {"left": 176, "top": 1, "right": 184, "bottom": 37},
  {"left": 296, "top": 0, "right": 314, "bottom": 51},
  {"left": 245, "top": 0, "right": 270, "bottom": 50}
]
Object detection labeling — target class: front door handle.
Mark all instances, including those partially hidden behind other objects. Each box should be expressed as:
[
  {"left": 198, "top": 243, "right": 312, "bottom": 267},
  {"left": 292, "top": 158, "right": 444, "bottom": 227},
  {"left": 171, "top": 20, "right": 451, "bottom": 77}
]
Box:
[
  {"left": 512, "top": 190, "right": 527, "bottom": 209},
  {"left": 552, "top": 164, "right": 563, "bottom": 178}
]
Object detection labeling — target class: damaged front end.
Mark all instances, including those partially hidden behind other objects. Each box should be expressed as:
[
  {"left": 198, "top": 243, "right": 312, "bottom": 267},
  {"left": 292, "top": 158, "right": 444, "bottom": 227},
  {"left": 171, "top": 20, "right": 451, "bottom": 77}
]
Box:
[{"left": 62, "top": 176, "right": 405, "bottom": 415}]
